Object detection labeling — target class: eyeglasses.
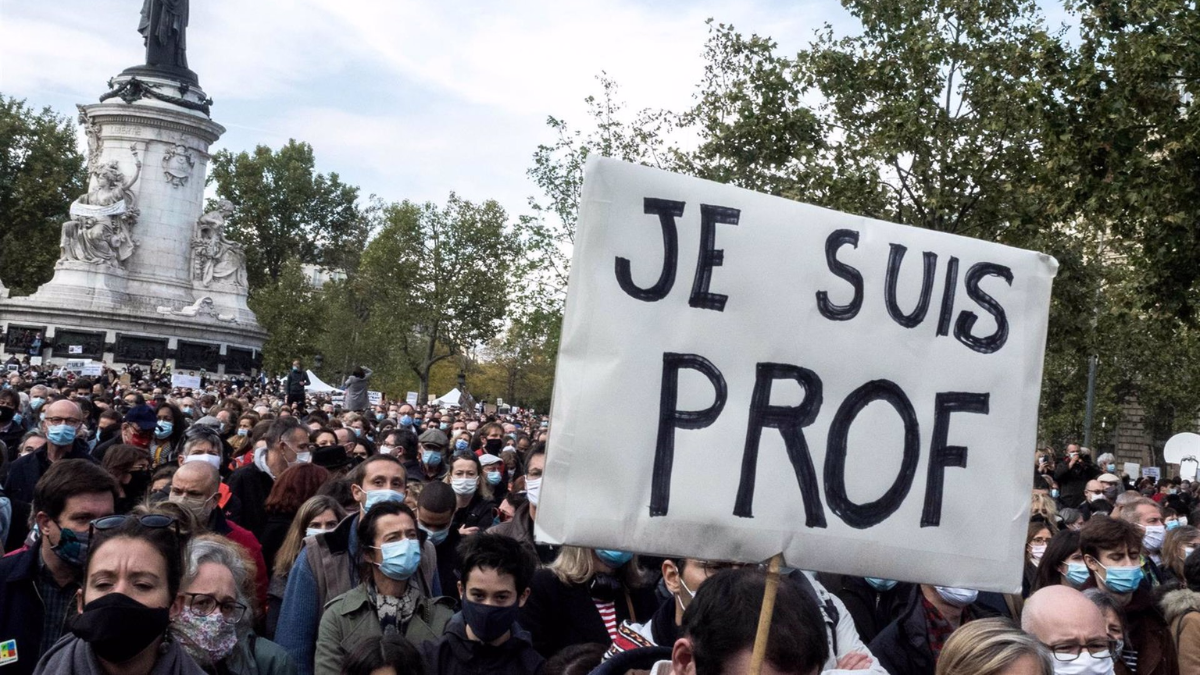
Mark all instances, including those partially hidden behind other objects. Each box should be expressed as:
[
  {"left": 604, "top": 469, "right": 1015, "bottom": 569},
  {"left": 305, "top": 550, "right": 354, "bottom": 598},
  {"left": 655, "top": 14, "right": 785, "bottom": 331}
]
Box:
[
  {"left": 1030, "top": 537, "right": 1052, "bottom": 546},
  {"left": 44, "top": 417, "right": 83, "bottom": 427},
  {"left": 183, "top": 592, "right": 248, "bottom": 624},
  {"left": 1048, "top": 641, "right": 1116, "bottom": 662}
]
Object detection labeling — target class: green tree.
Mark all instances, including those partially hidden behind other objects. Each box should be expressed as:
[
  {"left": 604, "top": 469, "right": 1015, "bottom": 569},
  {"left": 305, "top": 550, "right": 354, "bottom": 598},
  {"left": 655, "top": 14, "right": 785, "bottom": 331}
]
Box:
[
  {"left": 247, "top": 257, "right": 326, "bottom": 374},
  {"left": 0, "top": 96, "right": 86, "bottom": 294},
  {"left": 358, "top": 194, "right": 516, "bottom": 400},
  {"left": 208, "top": 140, "right": 367, "bottom": 290}
]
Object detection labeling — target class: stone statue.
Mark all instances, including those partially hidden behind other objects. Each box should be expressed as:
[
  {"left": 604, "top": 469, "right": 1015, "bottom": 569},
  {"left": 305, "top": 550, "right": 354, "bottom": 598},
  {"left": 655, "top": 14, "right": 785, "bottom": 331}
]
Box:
[
  {"left": 138, "top": 0, "right": 188, "bottom": 70},
  {"left": 76, "top": 105, "right": 102, "bottom": 174},
  {"left": 191, "top": 200, "right": 247, "bottom": 289},
  {"left": 59, "top": 147, "right": 143, "bottom": 268}
]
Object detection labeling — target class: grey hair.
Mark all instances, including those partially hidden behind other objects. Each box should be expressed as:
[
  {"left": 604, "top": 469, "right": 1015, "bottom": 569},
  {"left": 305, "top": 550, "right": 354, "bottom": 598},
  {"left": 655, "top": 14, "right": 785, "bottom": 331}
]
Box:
[
  {"left": 1096, "top": 453, "right": 1116, "bottom": 467},
  {"left": 1083, "top": 588, "right": 1126, "bottom": 623},
  {"left": 183, "top": 424, "right": 223, "bottom": 454},
  {"left": 183, "top": 537, "right": 253, "bottom": 631}
]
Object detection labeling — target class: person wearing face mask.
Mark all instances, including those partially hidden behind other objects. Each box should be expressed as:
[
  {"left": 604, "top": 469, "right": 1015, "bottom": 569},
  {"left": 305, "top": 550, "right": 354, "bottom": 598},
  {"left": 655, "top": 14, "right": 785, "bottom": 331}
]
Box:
[
  {"left": 868, "top": 583, "right": 1000, "bottom": 675},
  {"left": 1056, "top": 444, "right": 1102, "bottom": 509},
  {"left": 0, "top": 389, "right": 28, "bottom": 460},
  {"left": 479, "top": 453, "right": 508, "bottom": 505},
  {"left": 1158, "top": 525, "right": 1200, "bottom": 585},
  {"left": 315, "top": 500, "right": 454, "bottom": 675},
  {"left": 1082, "top": 590, "right": 1133, "bottom": 675},
  {"left": 519, "top": 546, "right": 660, "bottom": 658},
  {"left": 260, "top": 463, "right": 331, "bottom": 573},
  {"left": 88, "top": 409, "right": 123, "bottom": 455},
  {"left": 1032, "top": 530, "right": 1088, "bottom": 593},
  {"left": 227, "top": 417, "right": 309, "bottom": 541},
  {"left": 266, "top": 496, "right": 348, "bottom": 639},
  {"left": 173, "top": 536, "right": 295, "bottom": 675},
  {"left": 477, "top": 423, "right": 507, "bottom": 458},
  {"left": 1160, "top": 551, "right": 1200, "bottom": 675},
  {"left": 3, "top": 399, "right": 97, "bottom": 509},
  {"left": 99, "top": 444, "right": 153, "bottom": 514},
  {"left": 1117, "top": 497, "right": 1169, "bottom": 585},
  {"left": 1026, "top": 521, "right": 1057, "bottom": 596},
  {"left": 0, "top": 460, "right": 117, "bottom": 675},
  {"left": 286, "top": 361, "right": 309, "bottom": 408},
  {"left": 92, "top": 403, "right": 157, "bottom": 461},
  {"left": 168, "top": 461, "right": 270, "bottom": 613},
  {"left": 417, "top": 482, "right": 461, "bottom": 602},
  {"left": 33, "top": 513, "right": 203, "bottom": 675},
  {"left": 277, "top": 454, "right": 439, "bottom": 675},
  {"left": 342, "top": 366, "right": 373, "bottom": 413},
  {"left": 416, "top": 429, "right": 449, "bottom": 483},
  {"left": 816, "top": 573, "right": 917, "bottom": 645},
  {"left": 444, "top": 453, "right": 494, "bottom": 535},
  {"left": 1080, "top": 516, "right": 1177, "bottom": 675},
  {"left": 492, "top": 448, "right": 558, "bottom": 563},
  {"left": 143, "top": 402, "right": 186, "bottom": 467},
  {"left": 1022, "top": 586, "right": 1120, "bottom": 675},
  {"left": 420, "top": 534, "right": 543, "bottom": 675}
]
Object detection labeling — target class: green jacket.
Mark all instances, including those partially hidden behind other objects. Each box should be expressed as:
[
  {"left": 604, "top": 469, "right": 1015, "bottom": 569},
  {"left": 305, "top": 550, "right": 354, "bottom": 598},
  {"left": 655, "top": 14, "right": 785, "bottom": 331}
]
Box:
[{"left": 315, "top": 583, "right": 455, "bottom": 675}]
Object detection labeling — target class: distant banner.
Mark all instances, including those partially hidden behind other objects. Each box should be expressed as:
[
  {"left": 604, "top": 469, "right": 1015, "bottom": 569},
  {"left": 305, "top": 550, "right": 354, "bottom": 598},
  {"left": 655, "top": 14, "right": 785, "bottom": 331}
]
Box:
[{"left": 70, "top": 199, "right": 126, "bottom": 218}]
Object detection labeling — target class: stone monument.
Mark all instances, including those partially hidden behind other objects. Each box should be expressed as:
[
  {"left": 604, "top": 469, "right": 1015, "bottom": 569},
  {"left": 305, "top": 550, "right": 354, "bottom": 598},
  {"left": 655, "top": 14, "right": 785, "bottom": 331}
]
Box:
[{"left": 0, "top": 0, "right": 266, "bottom": 375}]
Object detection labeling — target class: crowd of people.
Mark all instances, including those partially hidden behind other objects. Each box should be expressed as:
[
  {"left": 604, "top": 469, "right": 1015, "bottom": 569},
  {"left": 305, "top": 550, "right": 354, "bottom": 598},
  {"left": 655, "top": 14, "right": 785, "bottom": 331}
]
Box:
[{"left": 0, "top": 359, "right": 1198, "bottom": 675}]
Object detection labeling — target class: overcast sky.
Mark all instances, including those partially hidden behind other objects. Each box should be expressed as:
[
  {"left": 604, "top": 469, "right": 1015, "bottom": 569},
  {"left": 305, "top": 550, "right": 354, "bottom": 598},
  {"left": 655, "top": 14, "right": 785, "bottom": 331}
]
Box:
[{"left": 1, "top": 0, "right": 1073, "bottom": 220}]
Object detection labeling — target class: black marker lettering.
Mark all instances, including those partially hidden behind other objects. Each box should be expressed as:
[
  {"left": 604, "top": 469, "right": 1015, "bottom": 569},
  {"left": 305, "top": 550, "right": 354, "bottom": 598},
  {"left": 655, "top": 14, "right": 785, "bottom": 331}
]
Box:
[
  {"left": 615, "top": 198, "right": 683, "bottom": 302},
  {"left": 816, "top": 229, "right": 864, "bottom": 321},
  {"left": 922, "top": 392, "right": 990, "bottom": 527},
  {"left": 689, "top": 204, "right": 740, "bottom": 311},
  {"left": 884, "top": 244, "right": 937, "bottom": 328},
  {"left": 936, "top": 256, "right": 959, "bottom": 337},
  {"left": 824, "top": 380, "right": 920, "bottom": 529},
  {"left": 734, "top": 363, "right": 827, "bottom": 527},
  {"left": 954, "top": 262, "right": 1013, "bottom": 354},
  {"left": 650, "top": 353, "right": 727, "bottom": 516}
]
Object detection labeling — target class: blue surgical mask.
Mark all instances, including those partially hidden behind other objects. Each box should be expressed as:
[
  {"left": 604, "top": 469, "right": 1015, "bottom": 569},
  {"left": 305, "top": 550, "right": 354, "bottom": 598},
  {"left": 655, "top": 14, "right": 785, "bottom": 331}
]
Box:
[
  {"left": 455, "top": 439, "right": 469, "bottom": 452},
  {"left": 47, "top": 423, "right": 76, "bottom": 446},
  {"left": 1106, "top": 463, "right": 1116, "bottom": 472},
  {"left": 352, "top": 428, "right": 362, "bottom": 438},
  {"left": 182, "top": 407, "right": 192, "bottom": 415},
  {"left": 595, "top": 549, "right": 633, "bottom": 568},
  {"left": 30, "top": 397, "right": 45, "bottom": 411},
  {"left": 11, "top": 413, "right": 21, "bottom": 426},
  {"left": 1050, "top": 489, "right": 1059, "bottom": 499},
  {"left": 419, "top": 522, "right": 450, "bottom": 546},
  {"left": 361, "top": 489, "right": 405, "bottom": 514},
  {"left": 1097, "top": 561, "right": 1144, "bottom": 594},
  {"left": 1063, "top": 562, "right": 1090, "bottom": 588},
  {"left": 422, "top": 450, "right": 442, "bottom": 466},
  {"left": 154, "top": 420, "right": 173, "bottom": 439},
  {"left": 374, "top": 539, "right": 421, "bottom": 581},
  {"left": 400, "top": 415, "right": 413, "bottom": 427},
  {"left": 439, "top": 423, "right": 449, "bottom": 431},
  {"left": 485, "top": 470, "right": 503, "bottom": 486},
  {"left": 864, "top": 577, "right": 898, "bottom": 592},
  {"left": 237, "top": 428, "right": 248, "bottom": 437}
]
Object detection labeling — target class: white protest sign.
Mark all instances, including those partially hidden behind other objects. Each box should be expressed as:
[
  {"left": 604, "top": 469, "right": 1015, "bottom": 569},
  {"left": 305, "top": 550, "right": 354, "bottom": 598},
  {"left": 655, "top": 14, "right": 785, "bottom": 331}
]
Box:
[
  {"left": 64, "top": 360, "right": 91, "bottom": 373},
  {"left": 1142, "top": 466, "right": 1161, "bottom": 481},
  {"left": 1123, "top": 462, "right": 1140, "bottom": 480},
  {"left": 81, "top": 363, "right": 103, "bottom": 377},
  {"left": 171, "top": 371, "right": 201, "bottom": 389},
  {"left": 406, "top": 392, "right": 419, "bottom": 406},
  {"left": 68, "top": 345, "right": 83, "bottom": 355},
  {"left": 368, "top": 391, "right": 383, "bottom": 405},
  {"left": 537, "top": 158, "right": 1058, "bottom": 593}
]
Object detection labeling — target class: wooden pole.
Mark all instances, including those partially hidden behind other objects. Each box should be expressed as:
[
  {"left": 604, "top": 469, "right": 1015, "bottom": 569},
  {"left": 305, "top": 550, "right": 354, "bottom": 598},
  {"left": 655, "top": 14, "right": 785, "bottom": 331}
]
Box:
[{"left": 749, "top": 554, "right": 784, "bottom": 675}]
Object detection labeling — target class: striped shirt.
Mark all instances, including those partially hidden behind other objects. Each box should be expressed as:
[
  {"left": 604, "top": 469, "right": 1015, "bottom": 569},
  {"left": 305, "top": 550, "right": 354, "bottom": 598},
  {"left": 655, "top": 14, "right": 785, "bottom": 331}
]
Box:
[{"left": 593, "top": 598, "right": 618, "bottom": 641}]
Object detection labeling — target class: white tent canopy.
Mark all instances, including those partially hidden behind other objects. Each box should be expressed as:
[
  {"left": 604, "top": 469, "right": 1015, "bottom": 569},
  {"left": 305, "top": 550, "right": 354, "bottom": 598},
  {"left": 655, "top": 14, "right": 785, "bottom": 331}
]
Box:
[
  {"left": 304, "top": 370, "right": 342, "bottom": 394},
  {"left": 433, "top": 388, "right": 464, "bottom": 407}
]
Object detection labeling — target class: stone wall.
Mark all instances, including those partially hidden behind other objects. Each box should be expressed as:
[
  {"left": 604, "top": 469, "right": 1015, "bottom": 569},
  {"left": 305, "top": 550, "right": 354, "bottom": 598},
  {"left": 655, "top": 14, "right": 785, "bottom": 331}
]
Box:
[{"left": 1112, "top": 397, "right": 1156, "bottom": 469}]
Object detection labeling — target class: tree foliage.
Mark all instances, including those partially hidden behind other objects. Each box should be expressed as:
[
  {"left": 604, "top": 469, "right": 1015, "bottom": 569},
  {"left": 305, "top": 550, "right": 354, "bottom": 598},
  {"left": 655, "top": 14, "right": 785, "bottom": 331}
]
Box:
[
  {"left": 246, "top": 257, "right": 326, "bottom": 373},
  {"left": 0, "top": 95, "right": 86, "bottom": 295},
  {"left": 208, "top": 140, "right": 367, "bottom": 290}
]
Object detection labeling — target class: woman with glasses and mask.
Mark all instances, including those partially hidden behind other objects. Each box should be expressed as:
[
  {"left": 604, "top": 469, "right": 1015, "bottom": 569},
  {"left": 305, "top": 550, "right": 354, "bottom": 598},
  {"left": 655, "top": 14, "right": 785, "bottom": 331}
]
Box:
[
  {"left": 172, "top": 535, "right": 295, "bottom": 674},
  {"left": 32, "top": 513, "right": 203, "bottom": 675}
]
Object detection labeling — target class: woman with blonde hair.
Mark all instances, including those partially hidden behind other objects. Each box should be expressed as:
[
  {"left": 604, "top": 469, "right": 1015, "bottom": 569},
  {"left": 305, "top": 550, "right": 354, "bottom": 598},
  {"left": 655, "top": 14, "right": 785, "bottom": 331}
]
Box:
[
  {"left": 519, "top": 545, "right": 659, "bottom": 656},
  {"left": 1160, "top": 524, "right": 1200, "bottom": 584},
  {"left": 1031, "top": 492, "right": 1058, "bottom": 524},
  {"left": 936, "top": 617, "right": 1054, "bottom": 675}
]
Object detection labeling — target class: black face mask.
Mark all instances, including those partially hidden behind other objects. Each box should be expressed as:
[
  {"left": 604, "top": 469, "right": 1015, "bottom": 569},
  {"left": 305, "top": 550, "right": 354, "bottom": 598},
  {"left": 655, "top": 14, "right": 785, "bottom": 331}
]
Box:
[
  {"left": 461, "top": 599, "right": 519, "bottom": 643},
  {"left": 0, "top": 407, "right": 14, "bottom": 424},
  {"left": 485, "top": 438, "right": 503, "bottom": 454},
  {"left": 68, "top": 592, "right": 170, "bottom": 663},
  {"left": 97, "top": 426, "right": 119, "bottom": 444},
  {"left": 125, "top": 469, "right": 152, "bottom": 499}
]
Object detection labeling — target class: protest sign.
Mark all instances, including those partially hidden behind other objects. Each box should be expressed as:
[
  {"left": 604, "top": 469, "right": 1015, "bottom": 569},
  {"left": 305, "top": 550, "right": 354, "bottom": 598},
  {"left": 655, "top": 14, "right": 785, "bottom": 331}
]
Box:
[
  {"left": 1142, "top": 467, "right": 1161, "bottom": 481},
  {"left": 68, "top": 345, "right": 83, "bottom": 355},
  {"left": 63, "top": 360, "right": 92, "bottom": 374},
  {"left": 80, "top": 363, "right": 103, "bottom": 376},
  {"left": 171, "top": 372, "right": 201, "bottom": 389},
  {"left": 406, "top": 392, "right": 419, "bottom": 406},
  {"left": 368, "top": 391, "right": 382, "bottom": 405},
  {"left": 537, "top": 158, "right": 1058, "bottom": 593},
  {"left": 1123, "top": 462, "right": 1140, "bottom": 480}
]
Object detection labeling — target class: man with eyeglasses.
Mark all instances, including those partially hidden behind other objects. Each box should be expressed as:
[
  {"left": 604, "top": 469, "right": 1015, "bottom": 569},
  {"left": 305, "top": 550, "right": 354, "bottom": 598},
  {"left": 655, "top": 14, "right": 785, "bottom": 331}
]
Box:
[
  {"left": 0, "top": 459, "right": 117, "bottom": 675},
  {"left": 1023, "top": 586, "right": 1118, "bottom": 675},
  {"left": 3, "top": 399, "right": 97, "bottom": 506},
  {"left": 226, "top": 416, "right": 309, "bottom": 540}
]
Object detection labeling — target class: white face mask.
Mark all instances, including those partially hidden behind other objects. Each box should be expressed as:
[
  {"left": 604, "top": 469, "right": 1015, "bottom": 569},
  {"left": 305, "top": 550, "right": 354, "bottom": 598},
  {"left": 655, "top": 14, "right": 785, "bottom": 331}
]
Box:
[
  {"left": 451, "top": 477, "right": 477, "bottom": 496},
  {"left": 183, "top": 453, "right": 221, "bottom": 470},
  {"left": 525, "top": 477, "right": 542, "bottom": 506},
  {"left": 1052, "top": 652, "right": 1115, "bottom": 675},
  {"left": 934, "top": 586, "right": 978, "bottom": 608},
  {"left": 1185, "top": 546, "right": 1196, "bottom": 559},
  {"left": 1030, "top": 544, "right": 1047, "bottom": 565},
  {"left": 1143, "top": 524, "right": 1166, "bottom": 552}
]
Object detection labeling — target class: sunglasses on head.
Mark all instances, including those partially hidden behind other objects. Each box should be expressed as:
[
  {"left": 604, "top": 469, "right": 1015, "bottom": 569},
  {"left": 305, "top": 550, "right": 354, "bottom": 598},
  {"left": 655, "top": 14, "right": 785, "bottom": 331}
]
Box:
[{"left": 89, "top": 513, "right": 181, "bottom": 539}]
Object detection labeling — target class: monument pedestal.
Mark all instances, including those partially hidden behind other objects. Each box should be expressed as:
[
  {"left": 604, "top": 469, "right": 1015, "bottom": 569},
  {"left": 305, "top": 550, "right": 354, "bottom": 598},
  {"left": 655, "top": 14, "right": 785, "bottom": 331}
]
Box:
[{"left": 0, "top": 69, "right": 266, "bottom": 375}]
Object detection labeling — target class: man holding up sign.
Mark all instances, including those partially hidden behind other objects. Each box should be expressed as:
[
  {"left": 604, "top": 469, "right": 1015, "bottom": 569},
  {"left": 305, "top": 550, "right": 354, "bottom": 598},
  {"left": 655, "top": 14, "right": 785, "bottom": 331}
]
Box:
[{"left": 537, "top": 158, "right": 1056, "bottom": 601}]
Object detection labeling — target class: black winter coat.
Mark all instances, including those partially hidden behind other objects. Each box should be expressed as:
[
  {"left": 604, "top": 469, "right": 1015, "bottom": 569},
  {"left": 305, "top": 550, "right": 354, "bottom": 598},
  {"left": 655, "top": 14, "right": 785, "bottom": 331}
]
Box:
[
  {"left": 519, "top": 568, "right": 659, "bottom": 658},
  {"left": 421, "top": 614, "right": 544, "bottom": 675},
  {"left": 868, "top": 586, "right": 998, "bottom": 675},
  {"left": 817, "top": 573, "right": 914, "bottom": 644},
  {"left": 2, "top": 439, "right": 96, "bottom": 505},
  {"left": 225, "top": 462, "right": 274, "bottom": 540}
]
